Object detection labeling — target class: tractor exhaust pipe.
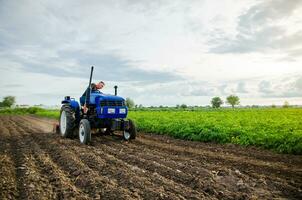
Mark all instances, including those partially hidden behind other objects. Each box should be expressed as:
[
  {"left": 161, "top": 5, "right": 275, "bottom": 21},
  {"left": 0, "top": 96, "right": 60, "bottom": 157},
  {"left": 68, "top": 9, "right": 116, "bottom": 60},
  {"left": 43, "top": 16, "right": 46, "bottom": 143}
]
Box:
[{"left": 114, "top": 85, "right": 118, "bottom": 96}]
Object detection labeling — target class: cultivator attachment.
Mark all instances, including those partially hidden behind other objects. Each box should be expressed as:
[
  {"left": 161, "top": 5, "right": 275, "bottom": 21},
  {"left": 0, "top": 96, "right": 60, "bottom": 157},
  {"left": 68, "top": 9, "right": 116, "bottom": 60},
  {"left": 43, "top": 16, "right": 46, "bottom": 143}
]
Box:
[{"left": 53, "top": 123, "right": 60, "bottom": 134}]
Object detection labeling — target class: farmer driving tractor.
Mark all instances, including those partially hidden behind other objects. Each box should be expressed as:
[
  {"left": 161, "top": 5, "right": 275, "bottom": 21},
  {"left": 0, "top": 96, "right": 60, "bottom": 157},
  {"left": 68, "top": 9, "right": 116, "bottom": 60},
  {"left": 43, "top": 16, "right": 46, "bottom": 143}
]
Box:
[
  {"left": 81, "top": 81, "right": 105, "bottom": 113},
  {"left": 57, "top": 66, "right": 136, "bottom": 143}
]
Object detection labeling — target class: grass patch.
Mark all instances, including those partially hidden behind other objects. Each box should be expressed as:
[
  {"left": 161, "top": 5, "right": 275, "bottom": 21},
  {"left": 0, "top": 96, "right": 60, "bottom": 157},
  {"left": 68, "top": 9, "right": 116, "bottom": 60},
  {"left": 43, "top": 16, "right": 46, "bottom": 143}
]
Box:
[{"left": 0, "top": 107, "right": 60, "bottom": 119}]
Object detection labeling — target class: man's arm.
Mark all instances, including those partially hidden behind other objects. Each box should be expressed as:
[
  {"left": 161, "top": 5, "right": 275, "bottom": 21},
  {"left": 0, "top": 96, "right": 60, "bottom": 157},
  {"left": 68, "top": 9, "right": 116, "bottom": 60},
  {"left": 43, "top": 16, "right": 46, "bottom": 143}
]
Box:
[
  {"left": 81, "top": 83, "right": 96, "bottom": 113},
  {"left": 82, "top": 83, "right": 96, "bottom": 97}
]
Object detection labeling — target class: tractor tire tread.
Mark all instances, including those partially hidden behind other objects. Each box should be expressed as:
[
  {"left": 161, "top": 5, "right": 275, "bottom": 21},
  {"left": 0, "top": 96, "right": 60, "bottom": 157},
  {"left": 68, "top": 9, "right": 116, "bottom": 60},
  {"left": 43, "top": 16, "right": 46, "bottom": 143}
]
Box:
[
  {"left": 129, "top": 119, "right": 137, "bottom": 140},
  {"left": 60, "top": 105, "right": 76, "bottom": 138},
  {"left": 79, "top": 119, "right": 91, "bottom": 144}
]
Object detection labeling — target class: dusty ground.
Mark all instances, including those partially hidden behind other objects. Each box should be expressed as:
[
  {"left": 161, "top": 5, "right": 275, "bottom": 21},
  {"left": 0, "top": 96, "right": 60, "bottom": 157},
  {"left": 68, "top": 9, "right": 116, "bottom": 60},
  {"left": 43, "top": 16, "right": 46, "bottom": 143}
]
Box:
[{"left": 0, "top": 115, "right": 301, "bottom": 200}]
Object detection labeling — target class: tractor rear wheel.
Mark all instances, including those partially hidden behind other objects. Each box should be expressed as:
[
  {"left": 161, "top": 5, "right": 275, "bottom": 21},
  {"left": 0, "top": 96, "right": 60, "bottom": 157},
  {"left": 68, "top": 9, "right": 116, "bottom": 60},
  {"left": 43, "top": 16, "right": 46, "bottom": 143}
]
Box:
[
  {"left": 59, "top": 105, "right": 75, "bottom": 138},
  {"left": 79, "top": 119, "right": 91, "bottom": 144},
  {"left": 123, "top": 119, "right": 136, "bottom": 140}
]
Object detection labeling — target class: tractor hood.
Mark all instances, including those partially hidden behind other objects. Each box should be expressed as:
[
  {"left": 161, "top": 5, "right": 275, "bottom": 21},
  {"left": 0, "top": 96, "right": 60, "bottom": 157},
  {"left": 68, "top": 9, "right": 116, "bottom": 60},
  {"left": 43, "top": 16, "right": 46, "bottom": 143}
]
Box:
[
  {"left": 88, "top": 92, "right": 125, "bottom": 105},
  {"left": 95, "top": 93, "right": 125, "bottom": 102}
]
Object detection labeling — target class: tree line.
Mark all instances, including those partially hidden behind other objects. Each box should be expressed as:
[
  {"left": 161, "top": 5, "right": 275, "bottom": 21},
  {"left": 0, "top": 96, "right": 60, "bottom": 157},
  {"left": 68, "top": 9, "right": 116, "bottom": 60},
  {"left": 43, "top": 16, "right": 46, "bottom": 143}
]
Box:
[
  {"left": 0, "top": 96, "right": 15, "bottom": 108},
  {"left": 0, "top": 95, "right": 293, "bottom": 109},
  {"left": 0, "top": 95, "right": 241, "bottom": 109},
  {"left": 211, "top": 95, "right": 240, "bottom": 108},
  {"left": 127, "top": 96, "right": 292, "bottom": 109},
  {"left": 126, "top": 95, "right": 240, "bottom": 109}
]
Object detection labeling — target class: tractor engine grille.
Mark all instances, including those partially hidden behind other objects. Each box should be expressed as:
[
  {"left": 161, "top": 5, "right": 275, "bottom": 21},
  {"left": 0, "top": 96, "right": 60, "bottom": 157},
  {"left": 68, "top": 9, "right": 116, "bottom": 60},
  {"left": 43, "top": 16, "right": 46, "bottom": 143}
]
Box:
[{"left": 100, "top": 100, "right": 125, "bottom": 107}]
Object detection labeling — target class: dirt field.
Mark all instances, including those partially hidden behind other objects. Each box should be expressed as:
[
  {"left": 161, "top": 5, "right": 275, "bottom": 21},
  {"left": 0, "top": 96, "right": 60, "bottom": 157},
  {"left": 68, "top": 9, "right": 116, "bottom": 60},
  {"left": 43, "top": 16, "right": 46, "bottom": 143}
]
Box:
[{"left": 0, "top": 115, "right": 301, "bottom": 200}]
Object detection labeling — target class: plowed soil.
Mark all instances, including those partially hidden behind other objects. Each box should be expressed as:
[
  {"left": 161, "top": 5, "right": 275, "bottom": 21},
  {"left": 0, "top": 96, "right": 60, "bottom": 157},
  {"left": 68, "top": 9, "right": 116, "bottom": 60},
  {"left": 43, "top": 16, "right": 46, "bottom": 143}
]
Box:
[{"left": 0, "top": 115, "right": 301, "bottom": 200}]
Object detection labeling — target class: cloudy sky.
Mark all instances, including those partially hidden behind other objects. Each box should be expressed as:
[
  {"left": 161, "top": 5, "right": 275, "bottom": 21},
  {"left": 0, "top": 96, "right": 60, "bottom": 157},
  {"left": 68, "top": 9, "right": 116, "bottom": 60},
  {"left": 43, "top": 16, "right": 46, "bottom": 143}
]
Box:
[{"left": 0, "top": 0, "right": 302, "bottom": 106}]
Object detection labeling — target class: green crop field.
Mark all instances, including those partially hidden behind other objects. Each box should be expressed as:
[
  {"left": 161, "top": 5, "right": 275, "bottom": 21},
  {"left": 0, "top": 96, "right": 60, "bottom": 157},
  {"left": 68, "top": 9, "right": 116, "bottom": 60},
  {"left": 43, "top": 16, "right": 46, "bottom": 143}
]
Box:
[
  {"left": 1, "top": 107, "right": 301, "bottom": 154},
  {"left": 128, "top": 108, "right": 302, "bottom": 154}
]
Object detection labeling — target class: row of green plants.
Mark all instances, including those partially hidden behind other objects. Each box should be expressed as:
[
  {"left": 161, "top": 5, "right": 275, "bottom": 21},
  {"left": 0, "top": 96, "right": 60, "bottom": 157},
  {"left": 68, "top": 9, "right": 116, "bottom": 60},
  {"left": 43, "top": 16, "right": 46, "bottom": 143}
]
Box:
[
  {"left": 128, "top": 108, "right": 302, "bottom": 154},
  {"left": 1, "top": 107, "right": 301, "bottom": 154}
]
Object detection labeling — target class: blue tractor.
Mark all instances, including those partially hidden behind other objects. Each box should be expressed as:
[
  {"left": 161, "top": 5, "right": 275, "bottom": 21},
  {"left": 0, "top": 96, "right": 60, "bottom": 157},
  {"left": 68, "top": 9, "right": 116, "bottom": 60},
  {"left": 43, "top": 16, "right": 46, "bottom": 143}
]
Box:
[{"left": 59, "top": 66, "right": 136, "bottom": 144}]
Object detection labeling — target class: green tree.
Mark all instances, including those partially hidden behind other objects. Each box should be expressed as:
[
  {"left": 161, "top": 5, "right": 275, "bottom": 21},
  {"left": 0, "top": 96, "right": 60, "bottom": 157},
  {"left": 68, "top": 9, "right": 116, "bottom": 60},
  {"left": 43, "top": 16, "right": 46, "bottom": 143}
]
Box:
[
  {"left": 0, "top": 96, "right": 16, "bottom": 107},
  {"left": 125, "top": 97, "right": 135, "bottom": 109},
  {"left": 226, "top": 95, "right": 240, "bottom": 108},
  {"left": 283, "top": 101, "right": 290, "bottom": 108},
  {"left": 211, "top": 97, "right": 223, "bottom": 108},
  {"left": 180, "top": 104, "right": 187, "bottom": 109}
]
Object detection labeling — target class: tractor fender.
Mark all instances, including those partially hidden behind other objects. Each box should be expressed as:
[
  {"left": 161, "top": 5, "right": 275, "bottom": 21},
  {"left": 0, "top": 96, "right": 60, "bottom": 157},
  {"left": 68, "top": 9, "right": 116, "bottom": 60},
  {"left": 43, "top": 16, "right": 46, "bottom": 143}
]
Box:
[
  {"left": 61, "top": 99, "right": 80, "bottom": 109},
  {"left": 61, "top": 98, "right": 80, "bottom": 122}
]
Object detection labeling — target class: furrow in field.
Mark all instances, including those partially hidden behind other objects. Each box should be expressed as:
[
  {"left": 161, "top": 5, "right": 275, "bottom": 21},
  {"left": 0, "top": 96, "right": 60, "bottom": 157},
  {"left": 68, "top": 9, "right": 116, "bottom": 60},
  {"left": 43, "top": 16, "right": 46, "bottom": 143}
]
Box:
[
  {"left": 68, "top": 144, "right": 186, "bottom": 199},
  {"left": 139, "top": 133, "right": 302, "bottom": 165},
  {"left": 91, "top": 133, "right": 301, "bottom": 199},
  {"left": 72, "top": 139, "right": 207, "bottom": 200},
  {"left": 7, "top": 115, "right": 302, "bottom": 200},
  {"left": 94, "top": 137, "right": 209, "bottom": 186},
  {"left": 136, "top": 136, "right": 302, "bottom": 178},
  {"left": 5, "top": 116, "right": 57, "bottom": 199},
  {"left": 0, "top": 117, "right": 18, "bottom": 200},
  {"left": 93, "top": 136, "right": 277, "bottom": 199},
  {"left": 135, "top": 136, "right": 302, "bottom": 198},
  {"left": 17, "top": 116, "right": 209, "bottom": 199},
  {"left": 17, "top": 132, "right": 90, "bottom": 200},
  {"left": 12, "top": 117, "right": 136, "bottom": 199}
]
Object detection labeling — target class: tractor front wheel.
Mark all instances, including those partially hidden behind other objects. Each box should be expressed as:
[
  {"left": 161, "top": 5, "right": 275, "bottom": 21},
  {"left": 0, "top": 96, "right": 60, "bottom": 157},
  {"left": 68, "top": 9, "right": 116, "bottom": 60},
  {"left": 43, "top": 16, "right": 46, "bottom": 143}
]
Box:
[
  {"left": 79, "top": 119, "right": 91, "bottom": 144},
  {"left": 123, "top": 119, "right": 136, "bottom": 140}
]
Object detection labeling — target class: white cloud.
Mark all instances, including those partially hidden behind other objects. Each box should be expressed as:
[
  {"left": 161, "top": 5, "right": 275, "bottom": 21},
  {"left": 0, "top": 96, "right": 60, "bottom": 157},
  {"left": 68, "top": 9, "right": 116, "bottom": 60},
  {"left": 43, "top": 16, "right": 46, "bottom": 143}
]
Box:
[{"left": 0, "top": 0, "right": 302, "bottom": 106}]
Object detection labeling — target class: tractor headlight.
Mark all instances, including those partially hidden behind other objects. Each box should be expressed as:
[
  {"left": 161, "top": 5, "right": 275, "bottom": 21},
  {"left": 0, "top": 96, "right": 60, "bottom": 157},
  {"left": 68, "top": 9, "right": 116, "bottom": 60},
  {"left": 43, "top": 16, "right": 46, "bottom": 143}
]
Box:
[
  {"left": 119, "top": 108, "right": 126, "bottom": 114},
  {"left": 107, "top": 108, "right": 115, "bottom": 114}
]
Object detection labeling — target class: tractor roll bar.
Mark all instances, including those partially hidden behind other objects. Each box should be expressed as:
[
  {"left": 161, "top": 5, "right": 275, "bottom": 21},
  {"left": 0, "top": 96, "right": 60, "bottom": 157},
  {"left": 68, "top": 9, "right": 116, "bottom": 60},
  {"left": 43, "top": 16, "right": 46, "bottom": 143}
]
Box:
[{"left": 85, "top": 66, "right": 94, "bottom": 107}]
